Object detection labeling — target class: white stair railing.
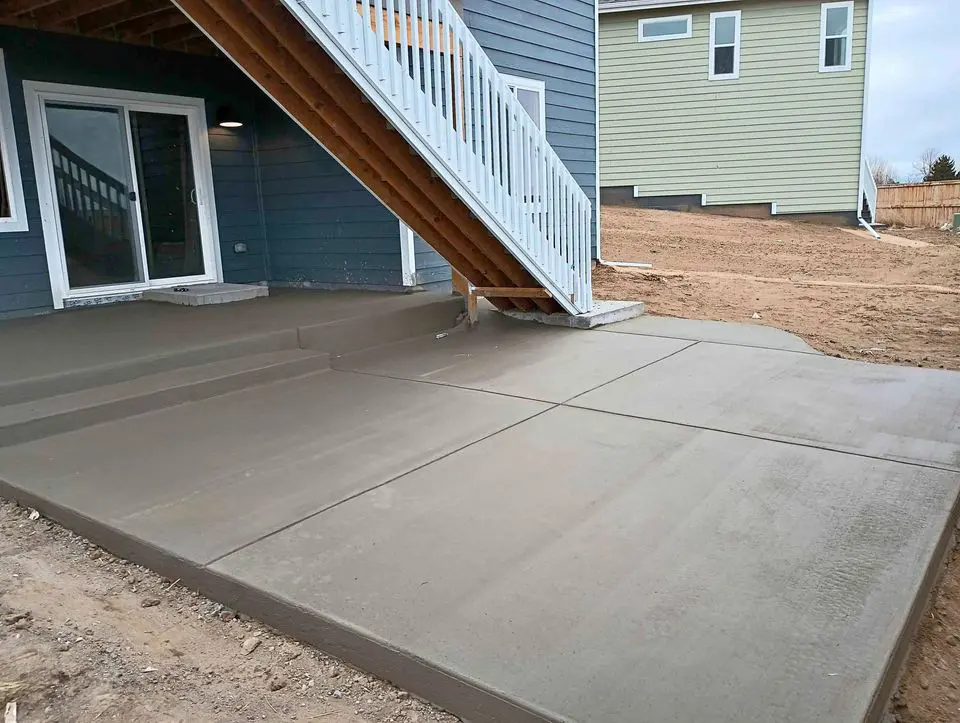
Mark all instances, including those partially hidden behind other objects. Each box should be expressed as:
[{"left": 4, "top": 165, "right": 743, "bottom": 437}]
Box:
[{"left": 286, "top": 0, "right": 593, "bottom": 314}]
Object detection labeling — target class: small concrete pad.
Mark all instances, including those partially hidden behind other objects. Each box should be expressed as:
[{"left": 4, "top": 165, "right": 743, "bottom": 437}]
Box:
[
  {"left": 572, "top": 342, "right": 960, "bottom": 469},
  {"left": 603, "top": 315, "right": 820, "bottom": 353},
  {"left": 143, "top": 283, "right": 268, "bottom": 306},
  {"left": 214, "top": 406, "right": 960, "bottom": 723},
  {"left": 334, "top": 312, "right": 691, "bottom": 402},
  {"left": 502, "top": 299, "right": 646, "bottom": 329},
  {"left": 0, "top": 370, "right": 547, "bottom": 563}
]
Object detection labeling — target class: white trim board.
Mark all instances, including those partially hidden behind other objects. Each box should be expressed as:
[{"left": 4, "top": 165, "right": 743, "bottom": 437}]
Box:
[
  {"left": 23, "top": 82, "right": 223, "bottom": 309},
  {"left": 398, "top": 220, "right": 417, "bottom": 287},
  {"left": 0, "top": 50, "right": 29, "bottom": 233},
  {"left": 600, "top": 0, "right": 737, "bottom": 14}
]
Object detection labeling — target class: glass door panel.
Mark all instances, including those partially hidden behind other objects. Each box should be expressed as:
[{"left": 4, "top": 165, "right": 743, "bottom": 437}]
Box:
[
  {"left": 44, "top": 103, "right": 143, "bottom": 289},
  {"left": 129, "top": 111, "right": 204, "bottom": 280}
]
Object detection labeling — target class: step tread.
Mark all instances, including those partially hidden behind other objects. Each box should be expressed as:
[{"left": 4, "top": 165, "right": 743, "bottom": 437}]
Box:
[{"left": 0, "top": 349, "right": 328, "bottom": 428}]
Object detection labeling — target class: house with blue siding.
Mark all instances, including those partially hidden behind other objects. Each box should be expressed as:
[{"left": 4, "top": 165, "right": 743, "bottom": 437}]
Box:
[{"left": 0, "top": 0, "right": 599, "bottom": 319}]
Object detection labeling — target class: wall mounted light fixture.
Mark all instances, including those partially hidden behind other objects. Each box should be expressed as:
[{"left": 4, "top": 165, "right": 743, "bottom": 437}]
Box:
[{"left": 216, "top": 105, "right": 243, "bottom": 128}]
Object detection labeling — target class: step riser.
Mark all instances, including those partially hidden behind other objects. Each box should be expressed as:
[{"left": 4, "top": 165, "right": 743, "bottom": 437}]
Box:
[
  {"left": 0, "top": 354, "right": 329, "bottom": 448},
  {"left": 0, "top": 330, "right": 300, "bottom": 408},
  {"left": 298, "top": 297, "right": 465, "bottom": 354}
]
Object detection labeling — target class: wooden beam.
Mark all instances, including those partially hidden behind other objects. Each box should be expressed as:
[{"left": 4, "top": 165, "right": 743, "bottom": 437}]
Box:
[
  {"left": 230, "top": 0, "right": 557, "bottom": 313},
  {"left": 473, "top": 287, "right": 552, "bottom": 298},
  {"left": 151, "top": 21, "right": 202, "bottom": 45},
  {"left": 114, "top": 7, "right": 189, "bottom": 37},
  {"left": 0, "top": 0, "right": 60, "bottom": 19},
  {"left": 31, "top": 0, "right": 126, "bottom": 26},
  {"left": 76, "top": 0, "right": 168, "bottom": 33}
]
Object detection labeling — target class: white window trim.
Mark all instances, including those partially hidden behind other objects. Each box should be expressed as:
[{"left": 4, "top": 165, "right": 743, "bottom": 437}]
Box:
[
  {"left": 0, "top": 50, "right": 29, "bottom": 233},
  {"left": 638, "top": 14, "right": 692, "bottom": 42},
  {"left": 501, "top": 73, "right": 546, "bottom": 130},
  {"left": 819, "top": 1, "right": 854, "bottom": 73},
  {"left": 708, "top": 10, "right": 741, "bottom": 80}
]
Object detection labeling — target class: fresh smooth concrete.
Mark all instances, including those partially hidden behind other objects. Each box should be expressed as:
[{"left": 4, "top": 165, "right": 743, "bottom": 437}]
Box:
[
  {"left": 571, "top": 342, "right": 960, "bottom": 469},
  {"left": 143, "top": 283, "right": 269, "bottom": 306},
  {"left": 1, "top": 309, "right": 959, "bottom": 723},
  {"left": 214, "top": 406, "right": 960, "bottom": 723},
  {"left": 603, "top": 315, "right": 820, "bottom": 353},
  {"left": 502, "top": 299, "right": 646, "bottom": 329},
  {"left": 335, "top": 310, "right": 690, "bottom": 402},
  {"left": 0, "top": 370, "right": 546, "bottom": 563}
]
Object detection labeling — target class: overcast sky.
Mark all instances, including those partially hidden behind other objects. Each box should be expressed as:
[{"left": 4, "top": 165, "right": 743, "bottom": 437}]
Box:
[{"left": 866, "top": 0, "right": 960, "bottom": 180}]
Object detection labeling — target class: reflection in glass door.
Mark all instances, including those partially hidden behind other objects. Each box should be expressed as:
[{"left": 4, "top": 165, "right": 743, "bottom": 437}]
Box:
[
  {"left": 129, "top": 111, "right": 204, "bottom": 280},
  {"left": 44, "top": 103, "right": 143, "bottom": 289}
]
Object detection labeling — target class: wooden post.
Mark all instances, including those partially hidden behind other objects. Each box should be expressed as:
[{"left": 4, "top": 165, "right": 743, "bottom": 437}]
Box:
[{"left": 451, "top": 268, "right": 478, "bottom": 327}]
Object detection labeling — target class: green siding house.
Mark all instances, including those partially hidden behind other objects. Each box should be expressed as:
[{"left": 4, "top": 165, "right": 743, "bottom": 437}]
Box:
[{"left": 598, "top": 0, "right": 875, "bottom": 225}]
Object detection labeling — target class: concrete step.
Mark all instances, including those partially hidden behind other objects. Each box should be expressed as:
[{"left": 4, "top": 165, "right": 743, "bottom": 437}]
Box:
[
  {"left": 0, "top": 349, "right": 329, "bottom": 448},
  {"left": 0, "top": 330, "right": 300, "bottom": 407}
]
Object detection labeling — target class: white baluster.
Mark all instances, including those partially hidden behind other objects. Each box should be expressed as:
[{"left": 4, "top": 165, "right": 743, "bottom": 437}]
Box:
[
  {"left": 420, "top": 0, "right": 434, "bottom": 139},
  {"left": 361, "top": 0, "right": 373, "bottom": 64},
  {"left": 385, "top": 0, "right": 398, "bottom": 98},
  {"left": 430, "top": 0, "right": 446, "bottom": 159}
]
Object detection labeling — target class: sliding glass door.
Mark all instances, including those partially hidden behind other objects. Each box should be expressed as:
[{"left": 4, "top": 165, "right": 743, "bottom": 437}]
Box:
[{"left": 27, "top": 84, "right": 220, "bottom": 307}]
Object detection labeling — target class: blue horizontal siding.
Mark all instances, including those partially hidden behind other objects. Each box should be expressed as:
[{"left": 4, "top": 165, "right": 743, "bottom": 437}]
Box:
[{"left": 255, "top": 97, "right": 404, "bottom": 290}]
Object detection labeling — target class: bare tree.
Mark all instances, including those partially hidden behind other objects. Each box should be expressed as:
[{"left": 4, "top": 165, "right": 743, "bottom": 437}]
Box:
[
  {"left": 868, "top": 156, "right": 899, "bottom": 186},
  {"left": 913, "top": 148, "right": 939, "bottom": 181}
]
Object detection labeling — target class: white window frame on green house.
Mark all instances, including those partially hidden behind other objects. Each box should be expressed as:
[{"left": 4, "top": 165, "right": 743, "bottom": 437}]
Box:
[
  {"left": 820, "top": 1, "right": 854, "bottom": 72},
  {"left": 708, "top": 10, "right": 741, "bottom": 81},
  {"left": 0, "top": 49, "right": 29, "bottom": 233},
  {"left": 638, "top": 14, "right": 692, "bottom": 43}
]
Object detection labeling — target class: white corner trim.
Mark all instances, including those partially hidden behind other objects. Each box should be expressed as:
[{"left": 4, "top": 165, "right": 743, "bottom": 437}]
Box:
[
  {"left": 819, "top": 1, "right": 854, "bottom": 73},
  {"left": 701, "top": 193, "right": 708, "bottom": 206},
  {"left": 856, "top": 0, "right": 874, "bottom": 217},
  {"left": 638, "top": 14, "right": 692, "bottom": 42},
  {"left": 0, "top": 50, "right": 29, "bottom": 233},
  {"left": 399, "top": 220, "right": 417, "bottom": 286},
  {"left": 708, "top": 9, "right": 741, "bottom": 81},
  {"left": 771, "top": 202, "right": 778, "bottom": 215},
  {"left": 594, "top": 0, "right": 601, "bottom": 261}
]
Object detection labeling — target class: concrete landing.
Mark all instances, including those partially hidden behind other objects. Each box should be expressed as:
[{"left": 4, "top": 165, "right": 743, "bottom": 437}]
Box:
[
  {"left": 502, "top": 299, "right": 646, "bottom": 329},
  {"left": 1, "top": 315, "right": 959, "bottom": 723},
  {"left": 143, "top": 282, "right": 268, "bottom": 306},
  {"left": 603, "top": 314, "right": 820, "bottom": 353}
]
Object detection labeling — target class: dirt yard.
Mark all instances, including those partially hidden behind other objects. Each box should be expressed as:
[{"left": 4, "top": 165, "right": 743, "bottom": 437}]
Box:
[
  {"left": 595, "top": 207, "right": 960, "bottom": 370},
  {"left": 598, "top": 206, "right": 960, "bottom": 723},
  {"left": 0, "top": 499, "right": 456, "bottom": 723}
]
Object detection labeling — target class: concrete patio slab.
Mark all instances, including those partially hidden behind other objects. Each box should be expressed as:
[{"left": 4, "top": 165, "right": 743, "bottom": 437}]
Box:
[
  {"left": 335, "top": 312, "right": 692, "bottom": 402},
  {"left": 602, "top": 315, "right": 820, "bottom": 353},
  {"left": 0, "top": 369, "right": 547, "bottom": 563},
  {"left": 571, "top": 341, "right": 960, "bottom": 470},
  {"left": 212, "top": 406, "right": 960, "bottom": 723}
]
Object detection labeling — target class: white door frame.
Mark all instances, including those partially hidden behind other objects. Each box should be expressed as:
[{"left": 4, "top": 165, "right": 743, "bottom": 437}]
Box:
[{"left": 23, "top": 82, "right": 223, "bottom": 309}]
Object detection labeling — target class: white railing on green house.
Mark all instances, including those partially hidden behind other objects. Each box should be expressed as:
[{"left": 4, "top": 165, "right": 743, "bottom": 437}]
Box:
[{"left": 286, "top": 0, "right": 593, "bottom": 313}]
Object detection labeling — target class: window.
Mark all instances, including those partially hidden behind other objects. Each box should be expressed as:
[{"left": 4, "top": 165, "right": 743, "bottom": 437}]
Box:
[
  {"left": 709, "top": 10, "right": 741, "bottom": 80},
  {"left": 638, "top": 15, "right": 692, "bottom": 42},
  {"left": 820, "top": 1, "right": 853, "bottom": 72},
  {"left": 503, "top": 74, "right": 545, "bottom": 130},
  {"left": 0, "top": 50, "right": 27, "bottom": 232}
]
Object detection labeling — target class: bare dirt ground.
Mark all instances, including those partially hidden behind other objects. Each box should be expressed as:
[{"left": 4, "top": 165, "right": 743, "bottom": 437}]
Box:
[
  {"left": 595, "top": 207, "right": 960, "bottom": 370},
  {"left": 0, "top": 499, "right": 456, "bottom": 723},
  {"left": 597, "top": 206, "right": 960, "bottom": 723}
]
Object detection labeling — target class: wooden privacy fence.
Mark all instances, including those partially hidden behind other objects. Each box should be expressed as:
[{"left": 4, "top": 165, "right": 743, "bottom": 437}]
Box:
[{"left": 877, "top": 180, "right": 960, "bottom": 227}]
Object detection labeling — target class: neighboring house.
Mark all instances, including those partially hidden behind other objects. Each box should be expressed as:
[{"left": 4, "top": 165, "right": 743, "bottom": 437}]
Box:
[
  {"left": 0, "top": 0, "right": 597, "bottom": 319},
  {"left": 598, "top": 0, "right": 877, "bottom": 227}
]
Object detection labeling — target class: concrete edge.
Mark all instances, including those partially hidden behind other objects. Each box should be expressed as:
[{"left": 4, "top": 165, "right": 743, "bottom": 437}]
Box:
[
  {"left": 0, "top": 351, "right": 330, "bottom": 448},
  {"left": 0, "top": 329, "right": 300, "bottom": 407},
  {"left": 0, "top": 478, "right": 565, "bottom": 723},
  {"left": 864, "top": 492, "right": 960, "bottom": 723},
  {"left": 501, "top": 300, "right": 646, "bottom": 330}
]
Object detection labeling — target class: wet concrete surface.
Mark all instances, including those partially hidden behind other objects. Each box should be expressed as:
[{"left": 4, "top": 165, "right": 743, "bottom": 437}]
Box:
[{"left": 1, "top": 311, "right": 959, "bottom": 722}]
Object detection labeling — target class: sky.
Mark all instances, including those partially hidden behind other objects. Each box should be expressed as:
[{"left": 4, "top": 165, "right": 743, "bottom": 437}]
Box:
[{"left": 866, "top": 0, "right": 960, "bottom": 181}]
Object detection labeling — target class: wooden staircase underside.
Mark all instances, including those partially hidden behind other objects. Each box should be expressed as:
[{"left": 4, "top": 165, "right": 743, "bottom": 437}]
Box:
[{"left": 172, "top": 0, "right": 562, "bottom": 314}]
